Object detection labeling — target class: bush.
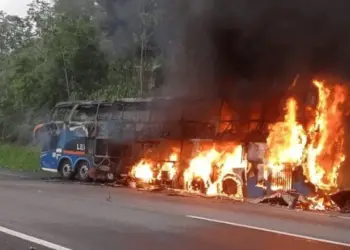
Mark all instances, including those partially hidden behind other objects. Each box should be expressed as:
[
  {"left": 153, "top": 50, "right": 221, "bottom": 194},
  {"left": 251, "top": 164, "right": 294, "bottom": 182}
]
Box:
[{"left": 0, "top": 144, "right": 40, "bottom": 171}]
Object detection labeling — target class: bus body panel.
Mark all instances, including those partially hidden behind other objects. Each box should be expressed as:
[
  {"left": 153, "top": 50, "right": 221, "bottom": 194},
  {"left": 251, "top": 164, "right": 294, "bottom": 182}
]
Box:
[{"left": 40, "top": 149, "right": 92, "bottom": 173}]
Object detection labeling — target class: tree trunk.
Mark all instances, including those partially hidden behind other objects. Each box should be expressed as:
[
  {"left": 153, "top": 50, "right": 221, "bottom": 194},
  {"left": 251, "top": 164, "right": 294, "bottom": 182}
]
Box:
[{"left": 62, "top": 53, "right": 70, "bottom": 99}]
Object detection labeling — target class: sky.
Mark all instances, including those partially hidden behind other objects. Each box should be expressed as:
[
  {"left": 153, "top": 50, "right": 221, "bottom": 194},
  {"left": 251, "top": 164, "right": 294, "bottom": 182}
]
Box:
[{"left": 0, "top": 0, "right": 31, "bottom": 17}]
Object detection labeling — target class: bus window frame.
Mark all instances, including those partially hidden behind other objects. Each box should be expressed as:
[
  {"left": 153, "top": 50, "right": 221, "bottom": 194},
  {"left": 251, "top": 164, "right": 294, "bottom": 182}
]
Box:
[
  {"left": 69, "top": 104, "right": 99, "bottom": 124},
  {"left": 96, "top": 104, "right": 114, "bottom": 121},
  {"left": 49, "top": 104, "right": 75, "bottom": 123}
]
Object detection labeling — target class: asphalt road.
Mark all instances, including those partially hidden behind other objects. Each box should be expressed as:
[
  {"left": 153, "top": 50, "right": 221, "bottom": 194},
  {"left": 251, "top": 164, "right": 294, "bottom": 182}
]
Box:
[{"left": 0, "top": 170, "right": 349, "bottom": 250}]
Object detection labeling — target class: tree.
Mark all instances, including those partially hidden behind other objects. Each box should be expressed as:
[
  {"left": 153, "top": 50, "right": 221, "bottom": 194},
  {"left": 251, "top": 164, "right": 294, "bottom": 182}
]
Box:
[
  {"left": 96, "top": 0, "right": 164, "bottom": 95},
  {"left": 137, "top": 0, "right": 164, "bottom": 95},
  {"left": 0, "top": 0, "right": 167, "bottom": 143},
  {"left": 0, "top": 0, "right": 110, "bottom": 142}
]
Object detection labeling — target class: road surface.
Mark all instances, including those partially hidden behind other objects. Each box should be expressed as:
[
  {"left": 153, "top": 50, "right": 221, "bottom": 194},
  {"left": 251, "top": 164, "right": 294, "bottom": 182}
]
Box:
[{"left": 0, "top": 170, "right": 349, "bottom": 250}]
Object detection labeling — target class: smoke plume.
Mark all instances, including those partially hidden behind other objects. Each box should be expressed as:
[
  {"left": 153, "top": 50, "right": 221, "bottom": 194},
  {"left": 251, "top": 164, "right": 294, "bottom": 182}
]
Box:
[{"left": 160, "top": 0, "right": 350, "bottom": 102}]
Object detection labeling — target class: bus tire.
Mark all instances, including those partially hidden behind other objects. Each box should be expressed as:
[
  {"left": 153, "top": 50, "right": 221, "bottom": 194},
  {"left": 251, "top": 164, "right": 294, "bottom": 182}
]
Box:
[
  {"left": 59, "top": 160, "right": 75, "bottom": 180},
  {"left": 76, "top": 161, "right": 90, "bottom": 182}
]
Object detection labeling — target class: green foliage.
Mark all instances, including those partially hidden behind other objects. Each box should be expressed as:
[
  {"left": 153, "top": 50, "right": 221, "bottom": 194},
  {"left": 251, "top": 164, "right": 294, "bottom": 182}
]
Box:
[
  {"left": 0, "top": 0, "right": 164, "bottom": 146},
  {"left": 0, "top": 144, "right": 40, "bottom": 171},
  {"left": 96, "top": 59, "right": 139, "bottom": 99}
]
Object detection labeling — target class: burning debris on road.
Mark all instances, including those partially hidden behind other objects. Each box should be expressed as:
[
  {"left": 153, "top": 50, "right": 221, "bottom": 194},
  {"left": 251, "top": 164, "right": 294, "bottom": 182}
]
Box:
[{"left": 127, "top": 79, "right": 350, "bottom": 213}]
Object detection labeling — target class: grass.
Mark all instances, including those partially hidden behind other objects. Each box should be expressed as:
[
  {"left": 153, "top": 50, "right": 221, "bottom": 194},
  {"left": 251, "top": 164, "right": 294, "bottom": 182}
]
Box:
[{"left": 0, "top": 144, "right": 40, "bottom": 172}]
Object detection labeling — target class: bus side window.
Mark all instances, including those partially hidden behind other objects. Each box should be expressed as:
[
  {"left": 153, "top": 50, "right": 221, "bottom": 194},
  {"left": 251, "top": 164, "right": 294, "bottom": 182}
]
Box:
[
  {"left": 51, "top": 106, "right": 73, "bottom": 122},
  {"left": 71, "top": 105, "right": 98, "bottom": 123}
]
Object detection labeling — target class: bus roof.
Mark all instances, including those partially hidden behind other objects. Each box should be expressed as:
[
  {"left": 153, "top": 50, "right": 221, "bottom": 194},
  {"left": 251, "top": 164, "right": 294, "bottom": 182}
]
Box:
[
  {"left": 54, "top": 97, "right": 226, "bottom": 110},
  {"left": 55, "top": 97, "right": 176, "bottom": 108},
  {"left": 55, "top": 100, "right": 108, "bottom": 107},
  {"left": 118, "top": 97, "right": 174, "bottom": 102}
]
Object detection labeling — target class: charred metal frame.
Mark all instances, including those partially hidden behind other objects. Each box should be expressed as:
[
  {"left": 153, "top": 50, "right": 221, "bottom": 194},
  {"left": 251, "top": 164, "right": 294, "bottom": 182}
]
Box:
[{"left": 37, "top": 97, "right": 283, "bottom": 188}]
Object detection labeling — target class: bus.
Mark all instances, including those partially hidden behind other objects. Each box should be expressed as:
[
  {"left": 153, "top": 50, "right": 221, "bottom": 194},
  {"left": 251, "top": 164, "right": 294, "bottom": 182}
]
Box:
[
  {"left": 33, "top": 97, "right": 260, "bottom": 182},
  {"left": 33, "top": 97, "right": 311, "bottom": 198}
]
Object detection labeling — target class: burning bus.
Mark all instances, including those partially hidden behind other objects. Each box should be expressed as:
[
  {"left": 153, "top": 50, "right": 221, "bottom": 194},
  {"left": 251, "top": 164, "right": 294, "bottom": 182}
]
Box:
[
  {"left": 33, "top": 96, "right": 270, "bottom": 194},
  {"left": 33, "top": 79, "right": 348, "bottom": 206}
]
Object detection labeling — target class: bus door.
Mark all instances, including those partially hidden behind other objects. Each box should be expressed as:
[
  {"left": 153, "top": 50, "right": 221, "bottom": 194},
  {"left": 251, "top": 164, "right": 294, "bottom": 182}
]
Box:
[
  {"left": 37, "top": 105, "right": 73, "bottom": 170},
  {"left": 64, "top": 104, "right": 98, "bottom": 156}
]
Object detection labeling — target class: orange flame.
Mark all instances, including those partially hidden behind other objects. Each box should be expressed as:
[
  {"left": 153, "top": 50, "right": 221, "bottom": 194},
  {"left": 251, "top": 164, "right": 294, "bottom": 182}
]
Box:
[
  {"left": 129, "top": 78, "right": 347, "bottom": 209},
  {"left": 184, "top": 148, "right": 219, "bottom": 191},
  {"left": 265, "top": 79, "right": 347, "bottom": 194},
  {"left": 304, "top": 80, "right": 347, "bottom": 190},
  {"left": 131, "top": 160, "right": 154, "bottom": 183},
  {"left": 131, "top": 152, "right": 179, "bottom": 184},
  {"left": 307, "top": 195, "right": 326, "bottom": 211},
  {"left": 266, "top": 98, "right": 307, "bottom": 166},
  {"left": 184, "top": 145, "right": 245, "bottom": 198},
  {"left": 157, "top": 152, "right": 178, "bottom": 181}
]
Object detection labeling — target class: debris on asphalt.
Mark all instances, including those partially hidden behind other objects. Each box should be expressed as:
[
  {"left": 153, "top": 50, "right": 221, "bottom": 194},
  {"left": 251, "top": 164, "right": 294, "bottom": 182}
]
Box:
[
  {"left": 258, "top": 192, "right": 296, "bottom": 206},
  {"left": 167, "top": 192, "right": 190, "bottom": 197},
  {"left": 106, "top": 192, "right": 112, "bottom": 202},
  {"left": 330, "top": 190, "right": 350, "bottom": 213},
  {"left": 340, "top": 201, "right": 350, "bottom": 213},
  {"left": 256, "top": 190, "right": 341, "bottom": 211},
  {"left": 136, "top": 185, "right": 165, "bottom": 192},
  {"left": 40, "top": 174, "right": 350, "bottom": 215},
  {"left": 129, "top": 181, "right": 137, "bottom": 189}
]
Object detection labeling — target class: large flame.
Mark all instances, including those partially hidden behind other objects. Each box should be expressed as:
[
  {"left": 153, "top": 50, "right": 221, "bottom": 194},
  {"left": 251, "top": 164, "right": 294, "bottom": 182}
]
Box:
[
  {"left": 266, "top": 98, "right": 307, "bottom": 166},
  {"left": 184, "top": 148, "right": 219, "bottom": 191},
  {"left": 304, "top": 80, "right": 347, "bottom": 190},
  {"left": 264, "top": 98, "right": 307, "bottom": 191},
  {"left": 157, "top": 152, "right": 178, "bottom": 181},
  {"left": 184, "top": 145, "right": 245, "bottom": 198},
  {"left": 129, "top": 79, "right": 347, "bottom": 210},
  {"left": 131, "top": 160, "right": 154, "bottom": 183},
  {"left": 131, "top": 152, "right": 179, "bottom": 183},
  {"left": 265, "top": 80, "right": 347, "bottom": 193}
]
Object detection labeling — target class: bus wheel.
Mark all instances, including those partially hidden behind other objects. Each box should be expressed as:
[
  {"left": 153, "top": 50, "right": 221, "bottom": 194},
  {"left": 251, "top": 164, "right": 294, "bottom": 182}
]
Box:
[
  {"left": 59, "top": 160, "right": 74, "bottom": 180},
  {"left": 76, "top": 161, "right": 90, "bottom": 182}
]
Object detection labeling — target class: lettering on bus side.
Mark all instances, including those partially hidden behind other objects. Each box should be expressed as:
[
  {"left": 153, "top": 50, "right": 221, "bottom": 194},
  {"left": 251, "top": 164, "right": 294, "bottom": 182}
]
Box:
[{"left": 77, "top": 144, "right": 85, "bottom": 151}]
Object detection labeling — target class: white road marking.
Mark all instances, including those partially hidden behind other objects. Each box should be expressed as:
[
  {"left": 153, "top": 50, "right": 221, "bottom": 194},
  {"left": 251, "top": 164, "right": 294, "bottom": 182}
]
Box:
[
  {"left": 0, "top": 225, "right": 72, "bottom": 250},
  {"left": 187, "top": 215, "right": 350, "bottom": 247},
  {"left": 0, "top": 172, "right": 29, "bottom": 178}
]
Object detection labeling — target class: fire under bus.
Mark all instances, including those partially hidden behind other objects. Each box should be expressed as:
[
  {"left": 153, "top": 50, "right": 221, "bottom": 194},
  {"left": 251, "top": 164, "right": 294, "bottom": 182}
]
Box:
[
  {"left": 33, "top": 81, "right": 346, "bottom": 203},
  {"left": 120, "top": 94, "right": 314, "bottom": 200},
  {"left": 33, "top": 98, "right": 265, "bottom": 188}
]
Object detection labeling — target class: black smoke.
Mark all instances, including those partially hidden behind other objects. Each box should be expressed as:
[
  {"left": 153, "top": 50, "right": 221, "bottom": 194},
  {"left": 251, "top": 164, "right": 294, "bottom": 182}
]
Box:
[
  {"left": 159, "top": 0, "right": 350, "bottom": 188},
  {"left": 160, "top": 0, "right": 350, "bottom": 103}
]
